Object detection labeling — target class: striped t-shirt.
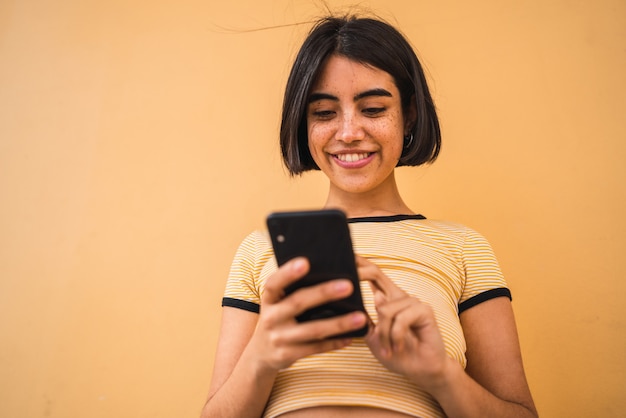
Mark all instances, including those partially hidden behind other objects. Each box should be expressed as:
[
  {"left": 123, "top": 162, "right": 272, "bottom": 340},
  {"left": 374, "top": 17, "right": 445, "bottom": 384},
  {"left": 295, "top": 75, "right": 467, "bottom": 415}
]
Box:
[{"left": 222, "top": 215, "right": 511, "bottom": 417}]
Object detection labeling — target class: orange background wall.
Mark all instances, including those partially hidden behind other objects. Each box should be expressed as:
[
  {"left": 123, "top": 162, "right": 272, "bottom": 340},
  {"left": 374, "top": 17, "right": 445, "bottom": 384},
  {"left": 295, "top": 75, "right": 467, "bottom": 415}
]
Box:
[{"left": 1, "top": 1, "right": 624, "bottom": 417}]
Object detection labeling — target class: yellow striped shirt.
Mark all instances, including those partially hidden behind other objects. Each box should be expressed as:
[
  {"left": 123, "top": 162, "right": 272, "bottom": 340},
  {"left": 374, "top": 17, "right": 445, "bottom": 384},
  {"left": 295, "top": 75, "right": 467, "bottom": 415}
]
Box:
[{"left": 222, "top": 215, "right": 510, "bottom": 417}]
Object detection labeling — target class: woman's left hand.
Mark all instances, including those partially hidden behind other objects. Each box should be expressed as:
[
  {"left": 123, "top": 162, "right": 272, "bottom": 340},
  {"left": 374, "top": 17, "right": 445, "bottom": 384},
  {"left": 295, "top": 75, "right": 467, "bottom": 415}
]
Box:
[{"left": 357, "top": 256, "right": 453, "bottom": 392}]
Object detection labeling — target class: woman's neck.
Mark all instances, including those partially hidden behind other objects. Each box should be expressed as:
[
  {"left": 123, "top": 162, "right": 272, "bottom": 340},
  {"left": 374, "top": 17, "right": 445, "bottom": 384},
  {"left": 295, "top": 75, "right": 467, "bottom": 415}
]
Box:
[{"left": 323, "top": 180, "right": 414, "bottom": 219}]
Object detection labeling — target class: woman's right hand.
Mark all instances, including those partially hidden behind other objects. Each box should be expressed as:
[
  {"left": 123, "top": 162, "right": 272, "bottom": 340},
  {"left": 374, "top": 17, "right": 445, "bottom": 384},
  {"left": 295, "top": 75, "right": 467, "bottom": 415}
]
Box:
[{"left": 248, "top": 257, "right": 368, "bottom": 372}]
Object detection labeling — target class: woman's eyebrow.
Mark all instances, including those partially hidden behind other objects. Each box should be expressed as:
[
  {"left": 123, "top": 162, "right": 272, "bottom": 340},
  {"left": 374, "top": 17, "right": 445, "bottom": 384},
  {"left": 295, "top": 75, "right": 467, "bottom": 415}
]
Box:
[
  {"left": 308, "top": 88, "right": 393, "bottom": 103},
  {"left": 354, "top": 88, "right": 393, "bottom": 100},
  {"left": 308, "top": 92, "right": 337, "bottom": 103}
]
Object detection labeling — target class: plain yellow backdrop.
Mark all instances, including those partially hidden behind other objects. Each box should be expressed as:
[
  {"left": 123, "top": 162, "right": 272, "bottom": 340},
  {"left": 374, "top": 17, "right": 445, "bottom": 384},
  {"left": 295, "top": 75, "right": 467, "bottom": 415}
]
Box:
[{"left": 1, "top": 0, "right": 624, "bottom": 417}]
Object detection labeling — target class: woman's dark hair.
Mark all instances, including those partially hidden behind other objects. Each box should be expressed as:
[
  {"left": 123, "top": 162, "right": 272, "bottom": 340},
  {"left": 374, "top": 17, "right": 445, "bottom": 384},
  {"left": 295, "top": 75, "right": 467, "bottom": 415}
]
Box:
[{"left": 280, "top": 15, "right": 441, "bottom": 175}]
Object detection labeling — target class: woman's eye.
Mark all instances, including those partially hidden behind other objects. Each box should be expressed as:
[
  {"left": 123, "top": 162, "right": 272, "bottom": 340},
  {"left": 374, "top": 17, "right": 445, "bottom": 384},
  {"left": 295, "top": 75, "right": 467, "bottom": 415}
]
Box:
[
  {"left": 363, "top": 107, "right": 385, "bottom": 116},
  {"left": 312, "top": 110, "right": 335, "bottom": 118}
]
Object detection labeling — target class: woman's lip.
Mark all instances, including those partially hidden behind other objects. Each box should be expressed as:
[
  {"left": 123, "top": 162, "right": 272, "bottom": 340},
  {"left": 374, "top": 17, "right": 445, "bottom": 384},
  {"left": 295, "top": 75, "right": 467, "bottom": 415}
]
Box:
[{"left": 330, "top": 152, "right": 375, "bottom": 168}]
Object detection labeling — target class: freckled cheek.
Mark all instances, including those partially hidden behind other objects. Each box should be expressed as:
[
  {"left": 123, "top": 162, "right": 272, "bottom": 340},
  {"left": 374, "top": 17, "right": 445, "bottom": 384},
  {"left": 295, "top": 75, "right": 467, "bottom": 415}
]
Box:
[
  {"left": 371, "top": 121, "right": 402, "bottom": 142},
  {"left": 307, "top": 125, "right": 334, "bottom": 153}
]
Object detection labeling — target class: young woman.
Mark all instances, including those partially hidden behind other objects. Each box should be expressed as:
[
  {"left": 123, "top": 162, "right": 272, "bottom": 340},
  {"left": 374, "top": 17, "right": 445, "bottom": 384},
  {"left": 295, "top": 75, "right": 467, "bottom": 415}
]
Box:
[{"left": 201, "top": 15, "right": 537, "bottom": 418}]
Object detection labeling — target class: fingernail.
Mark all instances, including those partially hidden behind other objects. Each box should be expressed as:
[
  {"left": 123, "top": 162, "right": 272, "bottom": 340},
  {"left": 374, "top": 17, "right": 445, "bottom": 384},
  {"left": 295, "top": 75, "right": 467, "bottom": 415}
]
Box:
[
  {"left": 352, "top": 312, "right": 365, "bottom": 325},
  {"left": 292, "top": 258, "right": 306, "bottom": 271},
  {"left": 334, "top": 280, "right": 350, "bottom": 292}
]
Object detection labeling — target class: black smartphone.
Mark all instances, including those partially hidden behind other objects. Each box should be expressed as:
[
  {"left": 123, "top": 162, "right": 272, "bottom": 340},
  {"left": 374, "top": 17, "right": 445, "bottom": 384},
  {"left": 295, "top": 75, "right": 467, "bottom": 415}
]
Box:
[{"left": 266, "top": 209, "right": 368, "bottom": 338}]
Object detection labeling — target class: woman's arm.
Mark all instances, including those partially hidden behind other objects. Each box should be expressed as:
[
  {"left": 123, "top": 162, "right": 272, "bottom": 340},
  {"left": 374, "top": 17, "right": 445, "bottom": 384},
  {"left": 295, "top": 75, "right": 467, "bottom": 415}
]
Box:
[
  {"left": 201, "top": 258, "right": 368, "bottom": 418},
  {"left": 429, "top": 297, "right": 538, "bottom": 417},
  {"left": 201, "top": 308, "right": 275, "bottom": 418}
]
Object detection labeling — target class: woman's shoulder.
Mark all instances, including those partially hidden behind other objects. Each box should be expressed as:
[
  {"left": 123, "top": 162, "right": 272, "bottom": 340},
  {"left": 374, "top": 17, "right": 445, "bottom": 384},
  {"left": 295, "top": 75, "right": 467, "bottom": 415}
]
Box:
[
  {"left": 242, "top": 229, "right": 271, "bottom": 243},
  {"left": 418, "top": 218, "right": 477, "bottom": 235},
  {"left": 233, "top": 229, "right": 273, "bottom": 258},
  {"left": 415, "top": 219, "right": 493, "bottom": 250},
  {"left": 350, "top": 216, "right": 493, "bottom": 254}
]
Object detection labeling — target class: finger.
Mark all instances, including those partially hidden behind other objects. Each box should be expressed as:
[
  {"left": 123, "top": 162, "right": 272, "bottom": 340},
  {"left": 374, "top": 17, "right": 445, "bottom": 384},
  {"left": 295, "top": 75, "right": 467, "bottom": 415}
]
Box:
[
  {"left": 278, "top": 278, "right": 356, "bottom": 319},
  {"left": 389, "top": 300, "right": 437, "bottom": 352},
  {"left": 374, "top": 297, "right": 416, "bottom": 353},
  {"left": 373, "top": 288, "right": 386, "bottom": 306},
  {"left": 389, "top": 304, "right": 422, "bottom": 352},
  {"left": 279, "top": 311, "right": 368, "bottom": 343},
  {"left": 356, "top": 256, "right": 405, "bottom": 300},
  {"left": 262, "top": 257, "right": 309, "bottom": 304},
  {"left": 356, "top": 257, "right": 389, "bottom": 297},
  {"left": 285, "top": 337, "right": 354, "bottom": 362},
  {"left": 261, "top": 332, "right": 354, "bottom": 369}
]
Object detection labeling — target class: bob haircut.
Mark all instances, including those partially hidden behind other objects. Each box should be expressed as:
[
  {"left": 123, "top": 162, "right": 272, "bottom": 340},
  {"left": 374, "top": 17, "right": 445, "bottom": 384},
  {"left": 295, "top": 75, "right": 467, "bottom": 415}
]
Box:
[{"left": 280, "top": 15, "right": 441, "bottom": 175}]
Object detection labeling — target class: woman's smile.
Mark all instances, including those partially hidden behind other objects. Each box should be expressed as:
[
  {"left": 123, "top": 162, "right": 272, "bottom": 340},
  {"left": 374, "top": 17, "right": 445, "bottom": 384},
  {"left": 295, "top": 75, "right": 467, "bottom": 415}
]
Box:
[{"left": 334, "top": 152, "right": 372, "bottom": 163}]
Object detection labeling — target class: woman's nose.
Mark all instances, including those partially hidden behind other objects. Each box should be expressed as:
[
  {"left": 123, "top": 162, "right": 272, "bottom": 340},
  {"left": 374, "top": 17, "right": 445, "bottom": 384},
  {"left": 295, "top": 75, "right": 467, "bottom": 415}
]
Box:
[{"left": 335, "top": 114, "right": 365, "bottom": 143}]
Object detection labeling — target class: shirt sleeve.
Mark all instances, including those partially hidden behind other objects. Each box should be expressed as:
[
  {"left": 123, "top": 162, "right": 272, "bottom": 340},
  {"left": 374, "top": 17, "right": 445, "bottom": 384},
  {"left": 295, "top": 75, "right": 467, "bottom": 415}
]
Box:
[
  {"left": 458, "top": 227, "right": 511, "bottom": 314},
  {"left": 221, "top": 230, "right": 273, "bottom": 313}
]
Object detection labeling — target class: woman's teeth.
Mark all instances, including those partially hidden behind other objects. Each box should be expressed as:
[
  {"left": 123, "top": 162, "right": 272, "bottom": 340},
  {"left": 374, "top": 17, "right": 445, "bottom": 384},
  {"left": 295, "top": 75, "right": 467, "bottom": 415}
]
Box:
[{"left": 335, "top": 153, "right": 370, "bottom": 162}]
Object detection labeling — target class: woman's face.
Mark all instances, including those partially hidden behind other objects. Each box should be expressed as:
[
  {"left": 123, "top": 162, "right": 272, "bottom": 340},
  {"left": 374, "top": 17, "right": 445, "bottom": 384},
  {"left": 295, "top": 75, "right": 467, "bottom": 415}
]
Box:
[{"left": 306, "top": 55, "right": 412, "bottom": 196}]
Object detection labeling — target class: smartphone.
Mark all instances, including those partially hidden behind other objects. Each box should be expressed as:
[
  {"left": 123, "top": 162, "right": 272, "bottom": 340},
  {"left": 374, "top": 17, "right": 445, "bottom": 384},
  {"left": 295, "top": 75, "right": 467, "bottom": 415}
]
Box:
[{"left": 266, "top": 209, "right": 368, "bottom": 338}]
